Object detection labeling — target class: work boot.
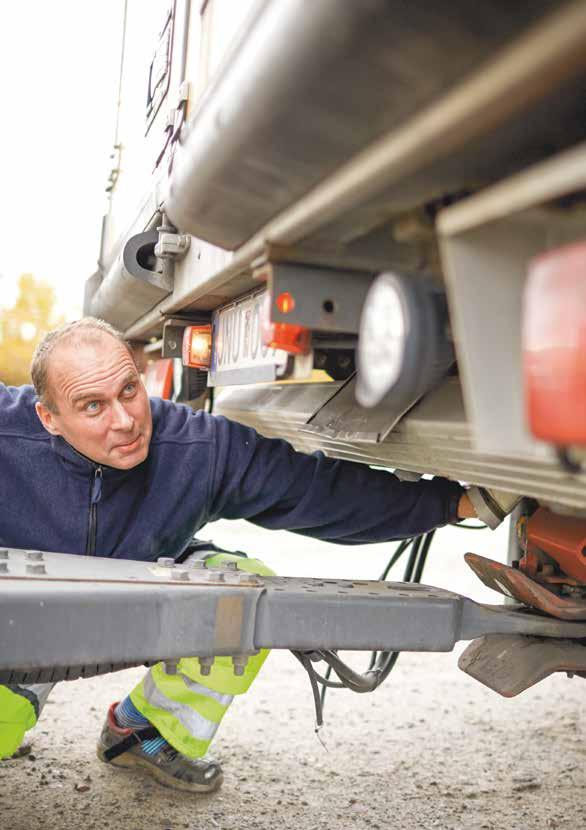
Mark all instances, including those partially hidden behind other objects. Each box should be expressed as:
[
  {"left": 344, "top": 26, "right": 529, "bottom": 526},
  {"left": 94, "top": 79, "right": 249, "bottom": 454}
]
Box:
[{"left": 96, "top": 703, "right": 223, "bottom": 793}]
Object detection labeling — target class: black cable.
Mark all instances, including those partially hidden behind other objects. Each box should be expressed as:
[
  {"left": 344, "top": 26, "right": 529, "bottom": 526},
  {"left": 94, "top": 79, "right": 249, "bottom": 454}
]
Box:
[
  {"left": 367, "top": 535, "right": 423, "bottom": 673},
  {"left": 319, "top": 532, "right": 431, "bottom": 708},
  {"left": 371, "top": 650, "right": 400, "bottom": 687},
  {"left": 380, "top": 537, "right": 414, "bottom": 580},
  {"left": 293, "top": 651, "right": 325, "bottom": 730},
  {"left": 317, "top": 526, "right": 449, "bottom": 709},
  {"left": 413, "top": 530, "right": 435, "bottom": 583},
  {"left": 292, "top": 651, "right": 345, "bottom": 688},
  {"left": 368, "top": 531, "right": 433, "bottom": 683},
  {"left": 402, "top": 534, "right": 422, "bottom": 582}
]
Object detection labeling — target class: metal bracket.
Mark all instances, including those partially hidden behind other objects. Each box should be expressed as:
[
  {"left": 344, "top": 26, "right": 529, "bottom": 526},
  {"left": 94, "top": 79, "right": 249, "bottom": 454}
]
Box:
[
  {"left": 155, "top": 231, "right": 191, "bottom": 260},
  {"left": 255, "top": 262, "right": 374, "bottom": 333},
  {"left": 122, "top": 231, "right": 173, "bottom": 292},
  {"left": 162, "top": 315, "right": 211, "bottom": 359}
]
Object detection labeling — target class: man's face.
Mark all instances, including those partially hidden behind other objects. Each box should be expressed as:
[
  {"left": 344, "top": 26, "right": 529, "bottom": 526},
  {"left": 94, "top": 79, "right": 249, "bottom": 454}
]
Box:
[{"left": 35, "top": 333, "right": 152, "bottom": 470}]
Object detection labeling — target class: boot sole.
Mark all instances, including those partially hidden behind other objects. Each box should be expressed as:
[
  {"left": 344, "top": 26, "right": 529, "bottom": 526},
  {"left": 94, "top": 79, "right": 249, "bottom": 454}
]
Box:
[{"left": 96, "top": 745, "right": 223, "bottom": 794}]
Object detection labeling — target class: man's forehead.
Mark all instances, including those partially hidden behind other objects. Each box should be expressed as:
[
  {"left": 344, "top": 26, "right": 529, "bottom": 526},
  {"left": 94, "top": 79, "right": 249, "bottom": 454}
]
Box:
[{"left": 49, "top": 333, "right": 135, "bottom": 388}]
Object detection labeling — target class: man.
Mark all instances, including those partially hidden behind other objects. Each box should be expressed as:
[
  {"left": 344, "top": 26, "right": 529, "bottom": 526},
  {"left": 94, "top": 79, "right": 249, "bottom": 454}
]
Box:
[{"left": 0, "top": 317, "right": 479, "bottom": 792}]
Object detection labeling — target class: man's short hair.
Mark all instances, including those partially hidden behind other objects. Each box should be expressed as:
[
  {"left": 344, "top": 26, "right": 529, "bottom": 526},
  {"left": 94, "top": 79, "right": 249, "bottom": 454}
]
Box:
[{"left": 31, "top": 317, "right": 135, "bottom": 412}]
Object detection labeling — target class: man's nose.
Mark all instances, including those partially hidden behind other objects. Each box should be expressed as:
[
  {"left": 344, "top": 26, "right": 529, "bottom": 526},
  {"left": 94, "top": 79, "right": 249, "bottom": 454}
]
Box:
[{"left": 110, "top": 401, "right": 134, "bottom": 430}]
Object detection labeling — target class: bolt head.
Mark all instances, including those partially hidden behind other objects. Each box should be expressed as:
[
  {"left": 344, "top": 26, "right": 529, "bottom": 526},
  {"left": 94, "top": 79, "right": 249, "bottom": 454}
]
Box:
[
  {"left": 238, "top": 573, "right": 261, "bottom": 586},
  {"left": 26, "top": 550, "right": 44, "bottom": 561},
  {"left": 172, "top": 569, "right": 190, "bottom": 581},
  {"left": 157, "top": 557, "right": 176, "bottom": 567},
  {"left": 0, "top": 562, "right": 9, "bottom": 574},
  {"left": 232, "top": 655, "right": 248, "bottom": 676},
  {"left": 26, "top": 563, "right": 46, "bottom": 575},
  {"left": 198, "top": 656, "right": 214, "bottom": 675},
  {"left": 189, "top": 559, "right": 207, "bottom": 570},
  {"left": 0, "top": 549, "right": 8, "bottom": 560},
  {"left": 225, "top": 561, "right": 238, "bottom": 571}
]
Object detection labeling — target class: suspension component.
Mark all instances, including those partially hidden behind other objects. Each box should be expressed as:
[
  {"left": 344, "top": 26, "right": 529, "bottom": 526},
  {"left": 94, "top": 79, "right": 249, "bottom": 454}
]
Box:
[{"left": 518, "top": 507, "right": 586, "bottom": 585}]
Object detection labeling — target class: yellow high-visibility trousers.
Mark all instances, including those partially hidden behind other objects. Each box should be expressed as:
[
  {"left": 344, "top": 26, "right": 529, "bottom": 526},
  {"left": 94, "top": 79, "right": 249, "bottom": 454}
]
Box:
[
  {"left": 131, "top": 552, "right": 274, "bottom": 758},
  {"left": 0, "top": 684, "right": 47, "bottom": 760}
]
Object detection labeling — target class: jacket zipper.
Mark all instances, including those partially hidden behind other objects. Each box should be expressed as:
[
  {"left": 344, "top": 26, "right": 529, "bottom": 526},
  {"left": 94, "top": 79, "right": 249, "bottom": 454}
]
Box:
[{"left": 86, "top": 466, "right": 103, "bottom": 556}]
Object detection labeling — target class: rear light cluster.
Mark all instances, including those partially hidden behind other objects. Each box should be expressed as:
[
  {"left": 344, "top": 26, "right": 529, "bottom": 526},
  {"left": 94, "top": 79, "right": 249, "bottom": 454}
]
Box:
[
  {"left": 180, "top": 291, "right": 312, "bottom": 372},
  {"left": 523, "top": 241, "right": 586, "bottom": 447},
  {"left": 182, "top": 325, "right": 212, "bottom": 369}
]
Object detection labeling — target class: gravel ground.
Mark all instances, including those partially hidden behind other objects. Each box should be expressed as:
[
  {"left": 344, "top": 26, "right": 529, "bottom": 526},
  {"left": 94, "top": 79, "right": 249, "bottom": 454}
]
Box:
[{"left": 2, "top": 520, "right": 585, "bottom": 830}]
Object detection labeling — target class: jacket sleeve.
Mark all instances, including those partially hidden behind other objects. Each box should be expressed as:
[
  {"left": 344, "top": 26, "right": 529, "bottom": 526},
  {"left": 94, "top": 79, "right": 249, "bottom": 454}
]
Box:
[{"left": 207, "top": 416, "right": 463, "bottom": 543}]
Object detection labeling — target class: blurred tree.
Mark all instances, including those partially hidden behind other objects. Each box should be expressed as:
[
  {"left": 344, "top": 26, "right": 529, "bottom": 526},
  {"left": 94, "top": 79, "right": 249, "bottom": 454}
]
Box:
[{"left": 0, "top": 274, "right": 65, "bottom": 387}]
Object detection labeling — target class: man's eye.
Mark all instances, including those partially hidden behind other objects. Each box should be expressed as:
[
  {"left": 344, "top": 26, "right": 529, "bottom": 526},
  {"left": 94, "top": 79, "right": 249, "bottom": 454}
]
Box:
[
  {"left": 123, "top": 383, "right": 136, "bottom": 395},
  {"left": 86, "top": 401, "right": 100, "bottom": 413}
]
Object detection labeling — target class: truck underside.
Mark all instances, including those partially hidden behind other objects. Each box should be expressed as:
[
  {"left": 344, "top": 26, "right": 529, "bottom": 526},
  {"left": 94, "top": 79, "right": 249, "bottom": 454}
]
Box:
[{"left": 85, "top": 0, "right": 586, "bottom": 513}]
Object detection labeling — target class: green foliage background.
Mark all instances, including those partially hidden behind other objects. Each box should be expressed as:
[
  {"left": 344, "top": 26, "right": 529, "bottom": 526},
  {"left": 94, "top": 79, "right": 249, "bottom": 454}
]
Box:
[{"left": 0, "top": 274, "right": 65, "bottom": 387}]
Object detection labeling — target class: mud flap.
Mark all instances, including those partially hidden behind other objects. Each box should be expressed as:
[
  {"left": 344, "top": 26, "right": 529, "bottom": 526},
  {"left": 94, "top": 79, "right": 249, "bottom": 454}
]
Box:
[{"left": 459, "top": 634, "right": 586, "bottom": 697}]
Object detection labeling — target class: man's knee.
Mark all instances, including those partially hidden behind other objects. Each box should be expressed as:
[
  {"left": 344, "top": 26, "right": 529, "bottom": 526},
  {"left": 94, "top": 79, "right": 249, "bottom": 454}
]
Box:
[
  {"left": 203, "top": 551, "right": 276, "bottom": 578},
  {"left": 185, "top": 551, "right": 273, "bottom": 691}
]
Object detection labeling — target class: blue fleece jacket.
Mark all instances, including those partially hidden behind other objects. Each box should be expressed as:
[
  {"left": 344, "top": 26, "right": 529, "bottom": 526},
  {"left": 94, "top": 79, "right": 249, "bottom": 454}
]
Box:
[{"left": 0, "top": 384, "right": 463, "bottom": 561}]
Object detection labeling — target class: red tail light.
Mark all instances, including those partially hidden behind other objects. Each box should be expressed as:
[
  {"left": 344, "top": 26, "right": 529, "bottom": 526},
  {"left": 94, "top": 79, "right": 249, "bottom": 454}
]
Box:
[
  {"left": 523, "top": 242, "right": 586, "bottom": 445},
  {"left": 144, "top": 359, "right": 174, "bottom": 399}
]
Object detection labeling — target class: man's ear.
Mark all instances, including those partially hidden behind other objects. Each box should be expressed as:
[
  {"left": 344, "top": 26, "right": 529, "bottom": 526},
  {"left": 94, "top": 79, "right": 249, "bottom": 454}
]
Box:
[{"left": 35, "top": 401, "right": 61, "bottom": 436}]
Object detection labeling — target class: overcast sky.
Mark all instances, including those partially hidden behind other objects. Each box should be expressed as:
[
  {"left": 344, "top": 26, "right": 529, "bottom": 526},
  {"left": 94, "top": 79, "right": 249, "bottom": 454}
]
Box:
[{"left": 0, "top": 1, "right": 122, "bottom": 318}]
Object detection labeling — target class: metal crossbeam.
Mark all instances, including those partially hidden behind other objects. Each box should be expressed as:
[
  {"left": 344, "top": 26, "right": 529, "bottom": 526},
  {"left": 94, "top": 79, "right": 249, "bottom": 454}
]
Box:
[{"left": 2, "top": 547, "right": 586, "bottom": 683}]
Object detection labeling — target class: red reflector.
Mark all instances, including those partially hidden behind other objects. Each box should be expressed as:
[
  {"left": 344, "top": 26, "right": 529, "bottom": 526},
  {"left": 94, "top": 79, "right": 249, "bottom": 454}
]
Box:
[
  {"left": 265, "top": 323, "right": 311, "bottom": 355},
  {"left": 523, "top": 241, "right": 586, "bottom": 445},
  {"left": 144, "top": 359, "right": 174, "bottom": 399},
  {"left": 260, "top": 293, "right": 311, "bottom": 355},
  {"left": 182, "top": 325, "right": 212, "bottom": 369}
]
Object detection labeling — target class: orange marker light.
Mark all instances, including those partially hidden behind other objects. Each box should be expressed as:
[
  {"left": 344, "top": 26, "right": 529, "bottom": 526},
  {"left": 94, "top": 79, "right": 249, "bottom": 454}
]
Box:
[
  {"left": 182, "top": 324, "right": 212, "bottom": 369},
  {"left": 276, "top": 291, "right": 295, "bottom": 314}
]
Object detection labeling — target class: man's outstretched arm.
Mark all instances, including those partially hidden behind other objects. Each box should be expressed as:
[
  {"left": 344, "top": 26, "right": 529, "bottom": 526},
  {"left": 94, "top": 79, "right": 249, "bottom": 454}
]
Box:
[{"left": 207, "top": 416, "right": 471, "bottom": 544}]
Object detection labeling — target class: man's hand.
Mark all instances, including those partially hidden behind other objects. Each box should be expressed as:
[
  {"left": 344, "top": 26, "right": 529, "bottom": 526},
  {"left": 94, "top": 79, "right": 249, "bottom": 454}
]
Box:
[
  {"left": 464, "top": 487, "right": 522, "bottom": 529},
  {"left": 457, "top": 493, "right": 476, "bottom": 520}
]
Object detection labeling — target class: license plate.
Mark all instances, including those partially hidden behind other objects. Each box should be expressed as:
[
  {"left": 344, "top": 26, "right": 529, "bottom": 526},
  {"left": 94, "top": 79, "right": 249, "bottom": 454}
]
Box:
[{"left": 208, "top": 290, "right": 289, "bottom": 386}]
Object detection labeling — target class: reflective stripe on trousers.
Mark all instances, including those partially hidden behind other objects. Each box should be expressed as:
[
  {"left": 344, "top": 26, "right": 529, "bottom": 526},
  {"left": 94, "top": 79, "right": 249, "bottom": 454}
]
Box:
[
  {"left": 130, "top": 551, "right": 275, "bottom": 759},
  {"left": 131, "top": 663, "right": 234, "bottom": 758}
]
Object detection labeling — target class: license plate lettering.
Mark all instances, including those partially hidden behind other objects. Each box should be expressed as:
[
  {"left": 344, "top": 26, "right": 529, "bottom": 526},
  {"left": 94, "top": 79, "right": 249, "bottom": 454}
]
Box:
[{"left": 209, "top": 291, "right": 288, "bottom": 386}]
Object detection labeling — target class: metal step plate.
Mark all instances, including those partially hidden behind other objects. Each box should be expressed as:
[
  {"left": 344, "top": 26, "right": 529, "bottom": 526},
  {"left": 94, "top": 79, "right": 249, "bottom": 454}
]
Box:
[{"left": 459, "top": 634, "right": 586, "bottom": 697}]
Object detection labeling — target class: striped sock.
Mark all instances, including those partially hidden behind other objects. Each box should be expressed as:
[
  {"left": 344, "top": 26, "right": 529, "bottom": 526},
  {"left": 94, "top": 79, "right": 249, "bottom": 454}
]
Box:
[{"left": 114, "top": 696, "right": 168, "bottom": 756}]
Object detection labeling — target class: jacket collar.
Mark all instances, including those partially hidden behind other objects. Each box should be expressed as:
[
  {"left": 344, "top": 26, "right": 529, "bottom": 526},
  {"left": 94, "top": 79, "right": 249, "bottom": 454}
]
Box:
[{"left": 50, "top": 435, "right": 137, "bottom": 480}]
